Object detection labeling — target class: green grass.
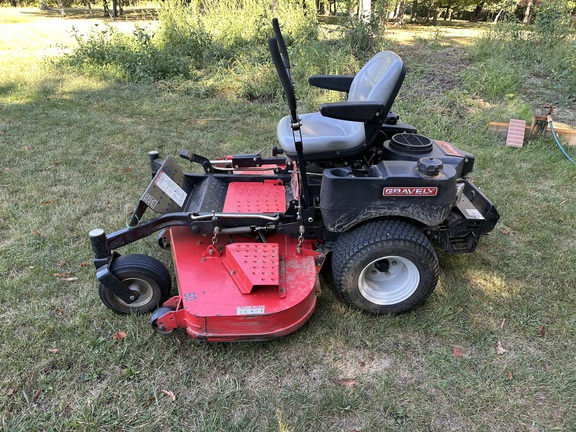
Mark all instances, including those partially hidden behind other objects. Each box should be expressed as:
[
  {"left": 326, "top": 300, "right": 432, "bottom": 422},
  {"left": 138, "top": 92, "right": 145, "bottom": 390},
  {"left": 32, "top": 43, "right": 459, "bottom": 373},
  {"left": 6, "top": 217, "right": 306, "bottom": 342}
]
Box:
[{"left": 2, "top": 8, "right": 576, "bottom": 431}]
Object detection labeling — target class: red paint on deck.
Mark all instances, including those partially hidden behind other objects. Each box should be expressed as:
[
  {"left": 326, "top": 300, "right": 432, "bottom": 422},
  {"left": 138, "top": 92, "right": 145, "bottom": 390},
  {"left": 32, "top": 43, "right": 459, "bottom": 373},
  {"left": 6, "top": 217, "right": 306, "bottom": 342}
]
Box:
[
  {"left": 223, "top": 243, "right": 280, "bottom": 294},
  {"left": 223, "top": 181, "right": 286, "bottom": 213},
  {"left": 157, "top": 227, "right": 324, "bottom": 342}
]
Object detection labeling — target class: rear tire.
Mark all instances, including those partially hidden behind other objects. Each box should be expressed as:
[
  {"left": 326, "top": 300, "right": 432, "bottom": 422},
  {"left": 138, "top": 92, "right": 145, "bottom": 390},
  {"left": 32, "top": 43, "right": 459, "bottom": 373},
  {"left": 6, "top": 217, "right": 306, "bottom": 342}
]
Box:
[
  {"left": 332, "top": 219, "right": 439, "bottom": 314},
  {"left": 98, "top": 254, "right": 172, "bottom": 315}
]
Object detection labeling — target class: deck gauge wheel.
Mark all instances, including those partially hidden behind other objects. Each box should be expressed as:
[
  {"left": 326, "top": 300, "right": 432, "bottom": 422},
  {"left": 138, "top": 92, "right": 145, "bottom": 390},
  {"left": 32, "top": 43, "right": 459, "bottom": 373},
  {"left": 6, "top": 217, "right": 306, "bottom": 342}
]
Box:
[{"left": 98, "top": 254, "right": 172, "bottom": 315}]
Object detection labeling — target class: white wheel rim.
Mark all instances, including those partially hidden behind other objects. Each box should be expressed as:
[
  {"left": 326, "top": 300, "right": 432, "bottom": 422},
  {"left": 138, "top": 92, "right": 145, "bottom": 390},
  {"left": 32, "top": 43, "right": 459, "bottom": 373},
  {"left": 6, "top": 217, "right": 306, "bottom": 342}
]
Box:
[
  {"left": 114, "top": 278, "right": 155, "bottom": 307},
  {"left": 358, "top": 256, "right": 420, "bottom": 305}
]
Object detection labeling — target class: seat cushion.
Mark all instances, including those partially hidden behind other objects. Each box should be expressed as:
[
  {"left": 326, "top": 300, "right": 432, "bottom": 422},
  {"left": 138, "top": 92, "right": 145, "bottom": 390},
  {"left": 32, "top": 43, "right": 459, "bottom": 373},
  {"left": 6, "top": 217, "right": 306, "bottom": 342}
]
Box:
[
  {"left": 349, "top": 51, "right": 404, "bottom": 105},
  {"left": 277, "top": 112, "right": 366, "bottom": 158}
]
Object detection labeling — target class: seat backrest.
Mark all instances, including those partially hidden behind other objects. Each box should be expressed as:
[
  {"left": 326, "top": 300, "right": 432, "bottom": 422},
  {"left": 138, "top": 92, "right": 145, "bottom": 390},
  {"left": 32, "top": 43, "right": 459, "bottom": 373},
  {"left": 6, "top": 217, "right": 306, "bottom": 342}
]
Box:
[{"left": 348, "top": 51, "right": 405, "bottom": 116}]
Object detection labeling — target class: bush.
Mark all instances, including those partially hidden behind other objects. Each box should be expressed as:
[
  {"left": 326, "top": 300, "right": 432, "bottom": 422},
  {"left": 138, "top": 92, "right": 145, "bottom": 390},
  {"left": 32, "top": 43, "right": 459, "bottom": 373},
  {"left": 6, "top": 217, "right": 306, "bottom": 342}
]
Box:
[
  {"left": 60, "top": 0, "right": 318, "bottom": 87},
  {"left": 62, "top": 24, "right": 200, "bottom": 82}
]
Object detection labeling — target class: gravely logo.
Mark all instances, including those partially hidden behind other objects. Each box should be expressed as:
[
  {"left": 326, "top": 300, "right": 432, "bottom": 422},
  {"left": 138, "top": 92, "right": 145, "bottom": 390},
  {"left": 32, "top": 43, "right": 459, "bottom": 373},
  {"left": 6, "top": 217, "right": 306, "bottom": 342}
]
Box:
[{"left": 383, "top": 187, "right": 438, "bottom": 197}]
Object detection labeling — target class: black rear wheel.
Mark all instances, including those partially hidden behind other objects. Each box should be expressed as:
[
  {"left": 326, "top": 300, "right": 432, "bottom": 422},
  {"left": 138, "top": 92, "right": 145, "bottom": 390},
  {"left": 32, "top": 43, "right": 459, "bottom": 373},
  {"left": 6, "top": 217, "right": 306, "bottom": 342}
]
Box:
[
  {"left": 332, "top": 219, "right": 439, "bottom": 314},
  {"left": 98, "top": 254, "right": 172, "bottom": 315}
]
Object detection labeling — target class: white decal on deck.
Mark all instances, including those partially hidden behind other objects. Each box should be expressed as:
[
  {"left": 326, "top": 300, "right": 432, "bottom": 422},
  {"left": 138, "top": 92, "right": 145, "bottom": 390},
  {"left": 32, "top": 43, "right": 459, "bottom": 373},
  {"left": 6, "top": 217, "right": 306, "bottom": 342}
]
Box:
[
  {"left": 154, "top": 171, "right": 187, "bottom": 207},
  {"left": 236, "top": 305, "right": 265, "bottom": 315}
]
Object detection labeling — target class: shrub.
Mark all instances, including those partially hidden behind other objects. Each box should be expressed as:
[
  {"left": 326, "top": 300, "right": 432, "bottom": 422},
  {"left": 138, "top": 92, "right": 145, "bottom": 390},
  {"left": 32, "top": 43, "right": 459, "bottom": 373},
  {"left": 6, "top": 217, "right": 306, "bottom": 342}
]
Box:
[
  {"left": 62, "top": 24, "right": 199, "bottom": 82},
  {"left": 60, "top": 0, "right": 317, "bottom": 87}
]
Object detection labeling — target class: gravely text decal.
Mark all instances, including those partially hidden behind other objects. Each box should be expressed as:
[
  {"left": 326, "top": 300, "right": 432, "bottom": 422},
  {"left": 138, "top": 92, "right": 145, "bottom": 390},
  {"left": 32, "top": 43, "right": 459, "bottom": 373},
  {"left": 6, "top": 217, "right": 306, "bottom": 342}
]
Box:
[{"left": 383, "top": 187, "right": 438, "bottom": 197}]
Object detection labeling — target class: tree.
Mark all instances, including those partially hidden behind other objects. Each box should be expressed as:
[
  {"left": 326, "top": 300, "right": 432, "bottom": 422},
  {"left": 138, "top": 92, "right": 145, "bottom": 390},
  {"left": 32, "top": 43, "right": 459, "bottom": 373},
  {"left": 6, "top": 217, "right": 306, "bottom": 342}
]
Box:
[
  {"left": 410, "top": 0, "right": 418, "bottom": 21},
  {"left": 358, "top": 0, "right": 371, "bottom": 20},
  {"left": 523, "top": 0, "right": 533, "bottom": 23},
  {"left": 395, "top": 0, "right": 407, "bottom": 24}
]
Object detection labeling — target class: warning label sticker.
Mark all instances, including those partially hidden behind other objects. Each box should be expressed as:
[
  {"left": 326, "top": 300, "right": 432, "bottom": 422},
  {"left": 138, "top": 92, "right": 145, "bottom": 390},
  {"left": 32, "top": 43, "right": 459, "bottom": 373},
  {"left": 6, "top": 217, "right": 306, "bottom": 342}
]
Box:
[
  {"left": 236, "top": 305, "right": 265, "bottom": 315},
  {"left": 142, "top": 193, "right": 159, "bottom": 210},
  {"left": 154, "top": 171, "right": 187, "bottom": 207},
  {"left": 465, "top": 208, "right": 484, "bottom": 219}
]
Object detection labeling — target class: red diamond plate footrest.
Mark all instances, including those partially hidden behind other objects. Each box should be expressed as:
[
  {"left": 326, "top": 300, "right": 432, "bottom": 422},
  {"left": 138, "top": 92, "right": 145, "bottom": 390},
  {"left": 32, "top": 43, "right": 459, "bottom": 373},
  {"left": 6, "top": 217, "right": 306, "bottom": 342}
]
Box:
[{"left": 223, "top": 243, "right": 279, "bottom": 294}]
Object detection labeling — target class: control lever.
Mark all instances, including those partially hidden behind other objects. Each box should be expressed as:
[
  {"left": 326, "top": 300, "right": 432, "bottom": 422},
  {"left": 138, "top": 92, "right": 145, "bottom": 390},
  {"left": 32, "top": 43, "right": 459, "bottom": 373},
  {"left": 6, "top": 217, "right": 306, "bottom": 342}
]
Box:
[{"left": 179, "top": 149, "right": 214, "bottom": 173}]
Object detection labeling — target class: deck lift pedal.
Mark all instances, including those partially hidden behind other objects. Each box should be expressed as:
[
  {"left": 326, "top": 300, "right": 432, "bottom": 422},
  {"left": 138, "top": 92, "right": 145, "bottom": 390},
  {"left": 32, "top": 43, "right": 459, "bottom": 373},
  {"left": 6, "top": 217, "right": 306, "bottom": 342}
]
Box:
[{"left": 89, "top": 19, "right": 499, "bottom": 342}]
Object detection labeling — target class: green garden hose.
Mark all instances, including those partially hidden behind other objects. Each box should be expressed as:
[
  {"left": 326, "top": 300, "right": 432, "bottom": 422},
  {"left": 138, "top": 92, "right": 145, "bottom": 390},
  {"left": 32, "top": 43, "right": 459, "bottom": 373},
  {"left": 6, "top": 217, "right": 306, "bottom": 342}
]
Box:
[{"left": 547, "top": 115, "right": 576, "bottom": 166}]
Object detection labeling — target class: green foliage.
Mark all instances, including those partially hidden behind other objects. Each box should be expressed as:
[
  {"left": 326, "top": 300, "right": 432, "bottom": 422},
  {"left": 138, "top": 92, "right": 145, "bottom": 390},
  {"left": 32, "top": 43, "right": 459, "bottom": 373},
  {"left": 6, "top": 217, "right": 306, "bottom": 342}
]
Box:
[
  {"left": 466, "top": 18, "right": 576, "bottom": 101},
  {"left": 197, "top": 0, "right": 317, "bottom": 52},
  {"left": 462, "top": 56, "right": 522, "bottom": 101},
  {"left": 62, "top": 24, "right": 200, "bottom": 82},
  {"left": 534, "top": 0, "right": 571, "bottom": 44},
  {"left": 60, "top": 0, "right": 318, "bottom": 87},
  {"left": 342, "top": 16, "right": 379, "bottom": 60}
]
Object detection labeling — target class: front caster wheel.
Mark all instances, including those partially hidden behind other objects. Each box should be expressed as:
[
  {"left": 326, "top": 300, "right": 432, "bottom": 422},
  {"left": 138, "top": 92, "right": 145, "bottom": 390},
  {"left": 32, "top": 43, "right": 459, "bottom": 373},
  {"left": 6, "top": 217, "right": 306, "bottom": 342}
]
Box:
[
  {"left": 332, "top": 219, "right": 439, "bottom": 314},
  {"left": 98, "top": 254, "right": 172, "bottom": 315},
  {"left": 150, "top": 306, "right": 175, "bottom": 334}
]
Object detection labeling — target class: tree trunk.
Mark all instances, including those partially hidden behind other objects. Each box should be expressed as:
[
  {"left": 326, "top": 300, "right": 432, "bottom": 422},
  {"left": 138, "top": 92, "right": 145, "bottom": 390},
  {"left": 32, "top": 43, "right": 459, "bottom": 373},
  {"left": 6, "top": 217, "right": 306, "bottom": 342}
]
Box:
[
  {"left": 395, "top": 0, "right": 406, "bottom": 25},
  {"left": 444, "top": 0, "right": 451, "bottom": 20},
  {"left": 522, "top": 0, "right": 533, "bottom": 24},
  {"left": 358, "top": 0, "right": 371, "bottom": 21},
  {"left": 471, "top": 2, "right": 483, "bottom": 21},
  {"left": 86, "top": 0, "right": 93, "bottom": 18},
  {"left": 56, "top": 0, "right": 66, "bottom": 16},
  {"left": 424, "top": 0, "right": 432, "bottom": 24},
  {"left": 432, "top": 3, "right": 439, "bottom": 25},
  {"left": 410, "top": 0, "right": 418, "bottom": 22},
  {"left": 493, "top": 8, "right": 503, "bottom": 22}
]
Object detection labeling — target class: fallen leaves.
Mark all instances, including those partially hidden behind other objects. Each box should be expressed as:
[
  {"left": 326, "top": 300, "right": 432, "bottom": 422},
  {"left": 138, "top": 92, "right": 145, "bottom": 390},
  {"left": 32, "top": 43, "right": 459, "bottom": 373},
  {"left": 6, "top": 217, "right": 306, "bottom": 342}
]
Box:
[
  {"left": 33, "top": 389, "right": 42, "bottom": 402},
  {"left": 113, "top": 331, "right": 127, "bottom": 341},
  {"left": 499, "top": 227, "right": 516, "bottom": 235},
  {"left": 334, "top": 378, "right": 358, "bottom": 388},
  {"left": 47, "top": 348, "right": 59, "bottom": 354},
  {"left": 451, "top": 346, "right": 464, "bottom": 357},
  {"left": 538, "top": 325, "right": 546, "bottom": 337},
  {"left": 495, "top": 340, "right": 508, "bottom": 355},
  {"left": 54, "top": 272, "right": 79, "bottom": 282},
  {"left": 160, "top": 389, "right": 176, "bottom": 401}
]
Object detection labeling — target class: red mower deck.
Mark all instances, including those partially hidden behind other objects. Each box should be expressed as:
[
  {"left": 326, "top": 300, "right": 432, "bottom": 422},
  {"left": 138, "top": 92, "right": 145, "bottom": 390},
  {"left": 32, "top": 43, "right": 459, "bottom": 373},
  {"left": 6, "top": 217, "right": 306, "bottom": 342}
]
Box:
[
  {"left": 153, "top": 180, "right": 323, "bottom": 342},
  {"left": 157, "top": 227, "right": 323, "bottom": 341}
]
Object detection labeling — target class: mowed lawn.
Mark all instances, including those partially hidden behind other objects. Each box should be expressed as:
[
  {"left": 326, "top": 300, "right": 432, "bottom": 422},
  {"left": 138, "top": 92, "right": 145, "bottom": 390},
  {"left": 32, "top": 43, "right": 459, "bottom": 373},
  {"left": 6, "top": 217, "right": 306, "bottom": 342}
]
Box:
[{"left": 1, "top": 7, "right": 576, "bottom": 431}]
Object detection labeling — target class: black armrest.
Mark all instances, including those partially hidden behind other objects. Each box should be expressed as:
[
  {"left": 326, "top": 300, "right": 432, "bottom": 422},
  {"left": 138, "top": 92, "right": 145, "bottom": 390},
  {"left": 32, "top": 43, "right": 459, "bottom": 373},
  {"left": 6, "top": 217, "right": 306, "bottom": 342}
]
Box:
[
  {"left": 319, "top": 101, "right": 385, "bottom": 122},
  {"left": 308, "top": 75, "right": 355, "bottom": 92}
]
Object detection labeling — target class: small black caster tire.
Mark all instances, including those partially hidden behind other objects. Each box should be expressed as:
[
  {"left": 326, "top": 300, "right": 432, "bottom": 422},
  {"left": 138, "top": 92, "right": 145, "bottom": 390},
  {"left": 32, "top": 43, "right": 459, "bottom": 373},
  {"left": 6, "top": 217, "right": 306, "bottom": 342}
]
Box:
[
  {"left": 332, "top": 219, "right": 439, "bottom": 314},
  {"left": 98, "top": 254, "right": 172, "bottom": 315},
  {"left": 150, "top": 306, "right": 175, "bottom": 334}
]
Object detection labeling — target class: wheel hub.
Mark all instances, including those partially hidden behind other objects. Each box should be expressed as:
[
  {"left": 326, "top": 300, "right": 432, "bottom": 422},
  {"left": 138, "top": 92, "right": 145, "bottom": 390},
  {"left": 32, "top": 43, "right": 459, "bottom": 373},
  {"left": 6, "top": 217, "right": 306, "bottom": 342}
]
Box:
[
  {"left": 114, "top": 278, "right": 154, "bottom": 307},
  {"left": 358, "top": 256, "right": 420, "bottom": 306}
]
